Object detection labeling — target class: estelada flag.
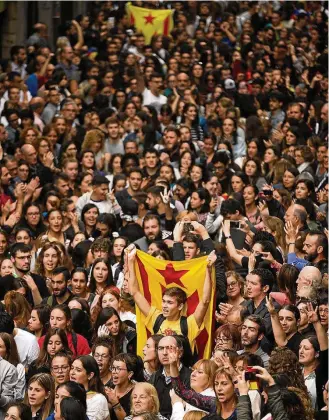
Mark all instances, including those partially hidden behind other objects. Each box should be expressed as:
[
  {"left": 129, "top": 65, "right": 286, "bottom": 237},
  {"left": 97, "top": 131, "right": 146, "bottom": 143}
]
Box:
[
  {"left": 134, "top": 250, "right": 215, "bottom": 359},
  {"left": 126, "top": 2, "right": 174, "bottom": 44}
]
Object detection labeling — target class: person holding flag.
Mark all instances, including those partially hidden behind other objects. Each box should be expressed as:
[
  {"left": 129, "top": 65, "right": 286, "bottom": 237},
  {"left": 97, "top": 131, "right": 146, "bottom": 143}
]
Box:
[{"left": 126, "top": 244, "right": 216, "bottom": 354}]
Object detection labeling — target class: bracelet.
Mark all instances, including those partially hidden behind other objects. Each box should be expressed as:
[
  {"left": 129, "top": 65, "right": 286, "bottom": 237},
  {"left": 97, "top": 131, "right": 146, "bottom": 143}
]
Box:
[
  {"left": 112, "top": 402, "right": 121, "bottom": 409},
  {"left": 288, "top": 242, "right": 295, "bottom": 245},
  {"left": 225, "top": 235, "right": 232, "bottom": 239}
]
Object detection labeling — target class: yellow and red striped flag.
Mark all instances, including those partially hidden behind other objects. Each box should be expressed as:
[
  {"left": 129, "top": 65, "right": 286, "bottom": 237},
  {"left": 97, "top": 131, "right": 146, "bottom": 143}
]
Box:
[
  {"left": 126, "top": 2, "right": 174, "bottom": 44},
  {"left": 134, "top": 250, "right": 215, "bottom": 359}
]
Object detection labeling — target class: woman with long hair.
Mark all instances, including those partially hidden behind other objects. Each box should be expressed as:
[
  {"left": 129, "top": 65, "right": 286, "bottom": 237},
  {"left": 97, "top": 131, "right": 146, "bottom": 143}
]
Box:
[
  {"left": 4, "top": 291, "right": 31, "bottom": 329},
  {"left": 88, "top": 258, "right": 114, "bottom": 296},
  {"left": 181, "top": 103, "right": 204, "bottom": 143},
  {"left": 221, "top": 117, "right": 246, "bottom": 161},
  {"left": 262, "top": 216, "right": 287, "bottom": 256},
  {"left": 34, "top": 243, "right": 62, "bottom": 283},
  {"left": 79, "top": 149, "right": 97, "bottom": 175},
  {"left": 142, "top": 335, "right": 162, "bottom": 381},
  {"left": 188, "top": 188, "right": 210, "bottom": 225},
  {"left": 0, "top": 332, "right": 26, "bottom": 400},
  {"left": 18, "top": 202, "right": 46, "bottom": 240},
  {"left": 81, "top": 204, "right": 99, "bottom": 238},
  {"left": 272, "top": 264, "right": 299, "bottom": 306},
  {"left": 81, "top": 129, "right": 107, "bottom": 171},
  {"left": 70, "top": 267, "right": 95, "bottom": 306},
  {"left": 24, "top": 373, "right": 55, "bottom": 420},
  {"left": 27, "top": 328, "right": 71, "bottom": 382},
  {"left": 35, "top": 210, "right": 65, "bottom": 250},
  {"left": 242, "top": 185, "right": 261, "bottom": 226},
  {"left": 242, "top": 158, "right": 267, "bottom": 191},
  {"left": 28, "top": 305, "right": 51, "bottom": 338},
  {"left": 70, "top": 355, "right": 109, "bottom": 420},
  {"left": 263, "top": 146, "right": 280, "bottom": 183},
  {"left": 94, "top": 307, "right": 136, "bottom": 355},
  {"left": 38, "top": 304, "right": 91, "bottom": 359},
  {"left": 91, "top": 286, "right": 135, "bottom": 325}
]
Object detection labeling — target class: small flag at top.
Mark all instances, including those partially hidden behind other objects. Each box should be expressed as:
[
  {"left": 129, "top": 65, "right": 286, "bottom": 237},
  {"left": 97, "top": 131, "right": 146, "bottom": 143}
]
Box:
[{"left": 126, "top": 2, "right": 174, "bottom": 44}]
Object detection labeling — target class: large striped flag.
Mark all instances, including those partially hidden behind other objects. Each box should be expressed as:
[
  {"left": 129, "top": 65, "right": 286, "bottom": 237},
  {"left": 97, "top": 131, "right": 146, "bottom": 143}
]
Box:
[
  {"left": 126, "top": 2, "right": 174, "bottom": 44},
  {"left": 134, "top": 250, "right": 215, "bottom": 359}
]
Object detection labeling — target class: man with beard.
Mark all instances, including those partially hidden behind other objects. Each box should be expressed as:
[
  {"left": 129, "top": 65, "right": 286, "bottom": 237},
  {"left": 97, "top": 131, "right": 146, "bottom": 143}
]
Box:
[
  {"left": 296, "top": 266, "right": 322, "bottom": 301},
  {"left": 287, "top": 228, "right": 328, "bottom": 271},
  {"left": 238, "top": 315, "right": 270, "bottom": 368},
  {"left": 134, "top": 214, "right": 162, "bottom": 252},
  {"left": 9, "top": 243, "right": 49, "bottom": 305},
  {"left": 42, "top": 266, "right": 73, "bottom": 307}
]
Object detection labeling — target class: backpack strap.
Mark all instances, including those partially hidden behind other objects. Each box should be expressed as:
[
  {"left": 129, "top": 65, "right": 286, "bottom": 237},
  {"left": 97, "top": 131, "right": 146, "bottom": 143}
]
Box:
[
  {"left": 153, "top": 314, "right": 166, "bottom": 334},
  {"left": 180, "top": 316, "right": 188, "bottom": 337},
  {"left": 71, "top": 331, "right": 78, "bottom": 356},
  {"left": 47, "top": 296, "right": 53, "bottom": 307}
]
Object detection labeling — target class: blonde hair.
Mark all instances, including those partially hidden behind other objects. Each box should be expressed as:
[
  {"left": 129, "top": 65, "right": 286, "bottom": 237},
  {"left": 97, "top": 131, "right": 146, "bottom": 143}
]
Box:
[
  {"left": 4, "top": 291, "right": 31, "bottom": 329},
  {"left": 81, "top": 129, "right": 105, "bottom": 151},
  {"left": 131, "top": 382, "right": 160, "bottom": 414},
  {"left": 176, "top": 210, "right": 198, "bottom": 222},
  {"left": 192, "top": 359, "right": 217, "bottom": 390},
  {"left": 183, "top": 411, "right": 207, "bottom": 420}
]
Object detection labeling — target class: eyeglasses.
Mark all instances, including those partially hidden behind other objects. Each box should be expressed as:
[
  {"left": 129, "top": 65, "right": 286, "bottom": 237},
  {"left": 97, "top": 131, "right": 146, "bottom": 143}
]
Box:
[
  {"left": 52, "top": 365, "right": 70, "bottom": 372},
  {"left": 227, "top": 280, "right": 239, "bottom": 289},
  {"left": 216, "top": 337, "right": 232, "bottom": 344},
  {"left": 94, "top": 353, "right": 110, "bottom": 360},
  {"left": 110, "top": 366, "right": 127, "bottom": 373},
  {"left": 27, "top": 212, "right": 40, "bottom": 217}
]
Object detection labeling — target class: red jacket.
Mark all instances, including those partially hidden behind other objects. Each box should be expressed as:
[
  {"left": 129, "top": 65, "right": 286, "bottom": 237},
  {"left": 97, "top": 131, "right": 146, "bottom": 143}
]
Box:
[{"left": 38, "top": 331, "right": 90, "bottom": 358}]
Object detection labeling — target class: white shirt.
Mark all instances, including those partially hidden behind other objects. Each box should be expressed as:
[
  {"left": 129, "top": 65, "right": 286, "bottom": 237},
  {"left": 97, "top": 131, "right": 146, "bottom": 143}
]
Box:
[
  {"left": 86, "top": 392, "right": 110, "bottom": 420},
  {"left": 143, "top": 88, "right": 167, "bottom": 114},
  {"left": 14, "top": 328, "right": 40, "bottom": 367}
]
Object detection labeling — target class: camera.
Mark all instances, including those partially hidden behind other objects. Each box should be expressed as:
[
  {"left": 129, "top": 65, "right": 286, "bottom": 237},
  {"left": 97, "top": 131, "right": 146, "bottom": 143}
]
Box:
[
  {"left": 245, "top": 366, "right": 257, "bottom": 382},
  {"left": 229, "top": 220, "right": 241, "bottom": 229},
  {"left": 183, "top": 222, "right": 194, "bottom": 235}
]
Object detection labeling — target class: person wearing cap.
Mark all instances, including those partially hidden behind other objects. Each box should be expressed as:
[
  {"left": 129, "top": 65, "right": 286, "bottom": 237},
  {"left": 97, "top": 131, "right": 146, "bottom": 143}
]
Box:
[{"left": 76, "top": 175, "right": 121, "bottom": 217}]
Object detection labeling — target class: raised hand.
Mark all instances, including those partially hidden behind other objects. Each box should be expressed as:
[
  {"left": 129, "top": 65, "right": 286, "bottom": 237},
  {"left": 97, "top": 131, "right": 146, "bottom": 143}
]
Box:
[
  {"left": 160, "top": 187, "right": 171, "bottom": 205},
  {"left": 207, "top": 250, "right": 217, "bottom": 267},
  {"left": 254, "top": 366, "right": 275, "bottom": 386},
  {"left": 284, "top": 221, "right": 298, "bottom": 243},
  {"left": 125, "top": 244, "right": 137, "bottom": 261},
  {"left": 168, "top": 345, "right": 180, "bottom": 366},
  {"left": 265, "top": 296, "right": 276, "bottom": 315},
  {"left": 306, "top": 302, "right": 319, "bottom": 324},
  {"left": 98, "top": 325, "right": 110, "bottom": 337}
]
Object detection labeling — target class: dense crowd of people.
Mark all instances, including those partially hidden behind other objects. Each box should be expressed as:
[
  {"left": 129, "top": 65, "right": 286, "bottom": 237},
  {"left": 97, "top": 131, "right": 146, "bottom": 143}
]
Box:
[{"left": 0, "top": 1, "right": 327, "bottom": 420}]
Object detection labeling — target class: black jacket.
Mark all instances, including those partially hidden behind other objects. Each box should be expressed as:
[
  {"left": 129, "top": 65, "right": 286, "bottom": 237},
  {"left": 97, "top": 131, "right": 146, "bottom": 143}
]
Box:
[{"left": 150, "top": 366, "right": 191, "bottom": 418}]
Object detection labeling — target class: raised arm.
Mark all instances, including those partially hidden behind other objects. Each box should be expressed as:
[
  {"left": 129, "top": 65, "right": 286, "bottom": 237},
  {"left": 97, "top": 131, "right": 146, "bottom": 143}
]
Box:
[
  {"left": 125, "top": 245, "right": 151, "bottom": 317},
  {"left": 194, "top": 251, "right": 216, "bottom": 328},
  {"left": 222, "top": 220, "right": 243, "bottom": 265},
  {"left": 266, "top": 296, "right": 288, "bottom": 347},
  {"left": 306, "top": 302, "right": 328, "bottom": 351}
]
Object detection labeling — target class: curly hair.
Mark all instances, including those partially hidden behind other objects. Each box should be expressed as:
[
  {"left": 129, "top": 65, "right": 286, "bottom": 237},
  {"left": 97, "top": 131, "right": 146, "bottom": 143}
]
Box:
[
  {"left": 268, "top": 347, "right": 308, "bottom": 395},
  {"left": 283, "top": 387, "right": 314, "bottom": 420},
  {"left": 35, "top": 242, "right": 63, "bottom": 277}
]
